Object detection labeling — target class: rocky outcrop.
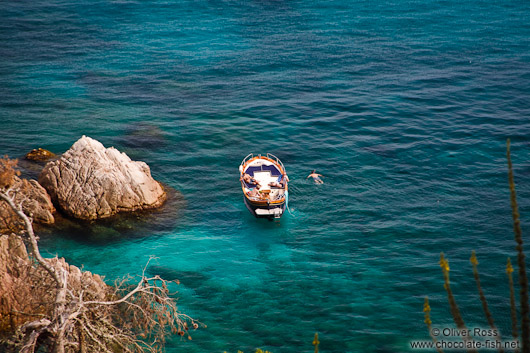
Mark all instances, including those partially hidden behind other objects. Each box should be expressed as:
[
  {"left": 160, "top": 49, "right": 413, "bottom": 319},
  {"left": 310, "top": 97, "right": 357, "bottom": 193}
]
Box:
[
  {"left": 0, "top": 176, "right": 55, "bottom": 234},
  {"left": 39, "top": 136, "right": 166, "bottom": 220},
  {"left": 25, "top": 148, "right": 56, "bottom": 162},
  {"left": 0, "top": 234, "right": 108, "bottom": 333}
]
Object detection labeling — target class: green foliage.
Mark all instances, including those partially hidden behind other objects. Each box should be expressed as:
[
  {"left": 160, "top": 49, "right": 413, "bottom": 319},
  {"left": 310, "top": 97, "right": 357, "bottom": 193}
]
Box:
[
  {"left": 425, "top": 140, "right": 530, "bottom": 353},
  {"left": 507, "top": 139, "right": 530, "bottom": 352}
]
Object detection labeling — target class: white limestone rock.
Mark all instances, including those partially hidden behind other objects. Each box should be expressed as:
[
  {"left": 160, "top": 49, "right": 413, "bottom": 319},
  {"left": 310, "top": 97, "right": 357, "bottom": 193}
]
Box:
[{"left": 39, "top": 136, "right": 166, "bottom": 220}]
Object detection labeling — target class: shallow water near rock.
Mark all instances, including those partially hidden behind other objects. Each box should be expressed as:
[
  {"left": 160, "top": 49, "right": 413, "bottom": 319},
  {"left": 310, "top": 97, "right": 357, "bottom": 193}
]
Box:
[{"left": 2, "top": 0, "right": 530, "bottom": 351}]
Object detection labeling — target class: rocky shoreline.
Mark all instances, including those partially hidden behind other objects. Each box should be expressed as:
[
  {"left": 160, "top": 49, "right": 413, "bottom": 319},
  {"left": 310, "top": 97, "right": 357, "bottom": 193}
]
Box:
[
  {"left": 0, "top": 136, "right": 167, "bottom": 233},
  {"left": 0, "top": 137, "right": 195, "bottom": 352}
]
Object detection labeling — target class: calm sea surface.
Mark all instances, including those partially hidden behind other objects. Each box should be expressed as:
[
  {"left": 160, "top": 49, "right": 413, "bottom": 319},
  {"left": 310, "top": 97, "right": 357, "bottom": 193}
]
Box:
[{"left": 2, "top": 0, "right": 530, "bottom": 351}]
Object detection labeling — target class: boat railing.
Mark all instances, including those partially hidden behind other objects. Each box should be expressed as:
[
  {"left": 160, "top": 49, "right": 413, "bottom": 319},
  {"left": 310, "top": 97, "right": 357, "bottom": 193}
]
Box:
[
  {"left": 240, "top": 153, "right": 286, "bottom": 174},
  {"left": 240, "top": 153, "right": 254, "bottom": 168},
  {"left": 267, "top": 153, "right": 285, "bottom": 173}
]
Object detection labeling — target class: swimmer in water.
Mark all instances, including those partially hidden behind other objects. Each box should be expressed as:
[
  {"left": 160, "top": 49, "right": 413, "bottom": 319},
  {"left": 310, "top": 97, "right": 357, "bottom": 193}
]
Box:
[{"left": 307, "top": 170, "right": 324, "bottom": 184}]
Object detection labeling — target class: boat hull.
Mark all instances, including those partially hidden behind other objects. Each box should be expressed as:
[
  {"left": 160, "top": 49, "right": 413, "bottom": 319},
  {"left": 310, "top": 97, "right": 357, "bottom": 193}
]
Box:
[
  {"left": 243, "top": 196, "right": 286, "bottom": 219},
  {"left": 240, "top": 153, "right": 288, "bottom": 220}
]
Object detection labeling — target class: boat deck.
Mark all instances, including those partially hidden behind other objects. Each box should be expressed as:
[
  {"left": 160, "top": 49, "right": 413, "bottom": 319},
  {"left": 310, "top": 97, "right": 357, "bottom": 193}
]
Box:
[{"left": 242, "top": 159, "right": 286, "bottom": 201}]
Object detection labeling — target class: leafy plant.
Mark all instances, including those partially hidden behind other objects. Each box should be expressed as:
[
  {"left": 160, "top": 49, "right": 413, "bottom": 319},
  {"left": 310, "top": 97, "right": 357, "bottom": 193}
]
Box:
[{"left": 425, "top": 139, "right": 530, "bottom": 353}]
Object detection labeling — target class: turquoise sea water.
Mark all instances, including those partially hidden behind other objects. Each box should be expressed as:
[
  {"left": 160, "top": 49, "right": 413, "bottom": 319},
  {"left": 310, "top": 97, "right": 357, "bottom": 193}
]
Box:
[{"left": 2, "top": 0, "right": 530, "bottom": 351}]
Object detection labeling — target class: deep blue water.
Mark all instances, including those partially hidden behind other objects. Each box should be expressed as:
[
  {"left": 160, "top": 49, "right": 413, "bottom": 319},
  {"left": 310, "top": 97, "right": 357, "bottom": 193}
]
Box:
[{"left": 2, "top": 0, "right": 530, "bottom": 351}]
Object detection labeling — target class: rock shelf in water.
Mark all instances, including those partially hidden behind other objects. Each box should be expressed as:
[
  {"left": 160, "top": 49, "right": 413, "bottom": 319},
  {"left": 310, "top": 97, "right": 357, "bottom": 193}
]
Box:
[{"left": 25, "top": 148, "right": 56, "bottom": 162}]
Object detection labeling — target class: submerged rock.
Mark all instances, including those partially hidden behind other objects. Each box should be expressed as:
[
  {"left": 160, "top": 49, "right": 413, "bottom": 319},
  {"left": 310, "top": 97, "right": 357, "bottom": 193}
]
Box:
[
  {"left": 39, "top": 136, "right": 166, "bottom": 220},
  {"left": 119, "top": 122, "right": 167, "bottom": 149},
  {"left": 0, "top": 176, "right": 55, "bottom": 234},
  {"left": 25, "top": 148, "right": 56, "bottom": 162}
]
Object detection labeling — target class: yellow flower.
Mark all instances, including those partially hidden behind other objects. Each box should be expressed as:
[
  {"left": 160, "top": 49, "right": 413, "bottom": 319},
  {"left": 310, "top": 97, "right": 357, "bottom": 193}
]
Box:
[
  {"left": 313, "top": 332, "right": 320, "bottom": 346},
  {"left": 423, "top": 297, "right": 431, "bottom": 313},
  {"left": 470, "top": 251, "right": 478, "bottom": 266},
  {"left": 506, "top": 258, "right": 514, "bottom": 274},
  {"left": 439, "top": 253, "right": 450, "bottom": 272},
  {"left": 423, "top": 297, "right": 432, "bottom": 325}
]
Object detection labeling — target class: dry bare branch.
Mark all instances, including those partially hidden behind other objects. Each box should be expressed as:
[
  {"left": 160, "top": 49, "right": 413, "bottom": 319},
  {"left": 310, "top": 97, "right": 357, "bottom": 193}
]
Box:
[{"left": 0, "top": 157, "right": 200, "bottom": 353}]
